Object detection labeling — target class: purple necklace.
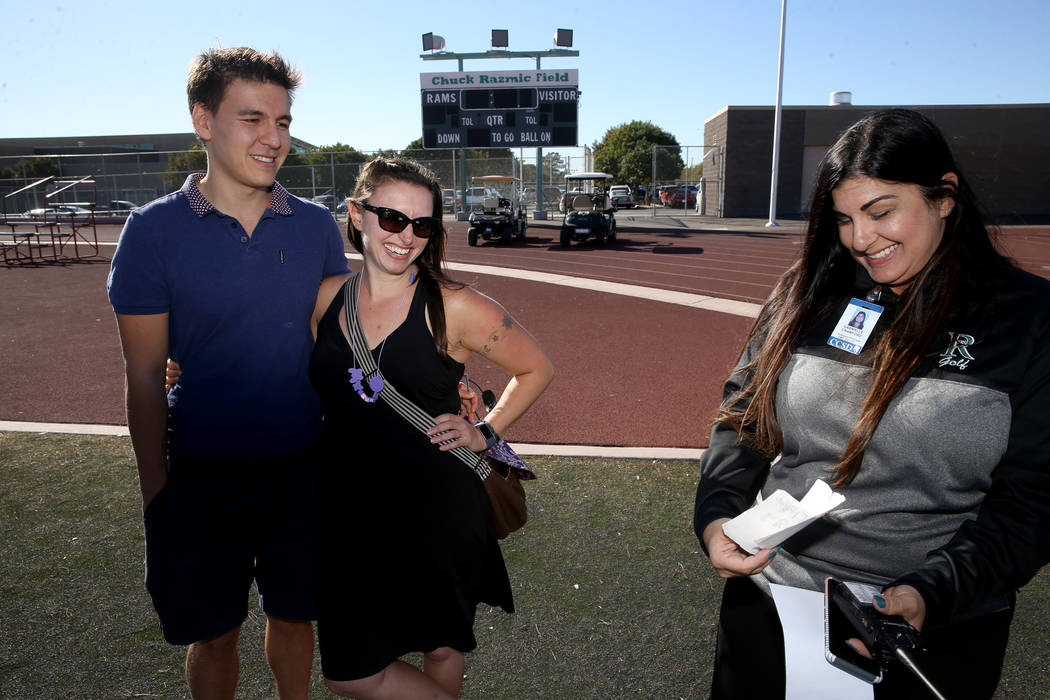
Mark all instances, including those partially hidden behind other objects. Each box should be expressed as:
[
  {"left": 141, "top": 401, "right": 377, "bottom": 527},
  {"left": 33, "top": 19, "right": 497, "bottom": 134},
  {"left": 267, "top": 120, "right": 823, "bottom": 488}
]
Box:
[{"left": 348, "top": 273, "right": 415, "bottom": 403}]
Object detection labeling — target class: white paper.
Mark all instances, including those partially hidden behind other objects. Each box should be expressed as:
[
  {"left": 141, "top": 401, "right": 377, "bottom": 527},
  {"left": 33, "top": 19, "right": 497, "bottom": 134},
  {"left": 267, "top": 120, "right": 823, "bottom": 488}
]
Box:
[
  {"left": 722, "top": 480, "right": 845, "bottom": 554},
  {"left": 769, "top": 583, "right": 873, "bottom": 700}
]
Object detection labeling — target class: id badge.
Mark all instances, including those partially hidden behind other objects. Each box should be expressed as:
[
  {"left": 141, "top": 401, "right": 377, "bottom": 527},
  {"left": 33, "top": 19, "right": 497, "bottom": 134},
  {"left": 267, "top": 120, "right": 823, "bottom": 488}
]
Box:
[{"left": 827, "top": 298, "right": 883, "bottom": 355}]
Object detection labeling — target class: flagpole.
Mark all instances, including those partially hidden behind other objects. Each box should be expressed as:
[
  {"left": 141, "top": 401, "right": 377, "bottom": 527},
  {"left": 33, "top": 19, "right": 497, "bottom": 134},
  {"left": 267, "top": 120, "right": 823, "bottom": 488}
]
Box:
[{"left": 766, "top": 0, "right": 787, "bottom": 228}]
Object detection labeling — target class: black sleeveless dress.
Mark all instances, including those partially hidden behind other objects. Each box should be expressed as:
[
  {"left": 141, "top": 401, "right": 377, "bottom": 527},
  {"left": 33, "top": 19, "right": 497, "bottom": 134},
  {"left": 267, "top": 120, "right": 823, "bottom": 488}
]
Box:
[{"left": 309, "top": 278, "right": 514, "bottom": 682}]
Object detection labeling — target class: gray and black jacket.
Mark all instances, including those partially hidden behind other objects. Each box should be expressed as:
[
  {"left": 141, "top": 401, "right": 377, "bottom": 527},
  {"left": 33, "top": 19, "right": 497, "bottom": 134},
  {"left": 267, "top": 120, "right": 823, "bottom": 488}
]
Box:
[{"left": 694, "top": 263, "right": 1050, "bottom": 629}]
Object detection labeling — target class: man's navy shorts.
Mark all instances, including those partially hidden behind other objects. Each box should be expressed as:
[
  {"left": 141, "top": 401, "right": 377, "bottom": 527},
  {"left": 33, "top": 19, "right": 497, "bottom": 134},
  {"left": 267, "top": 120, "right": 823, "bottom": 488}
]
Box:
[{"left": 142, "top": 444, "right": 319, "bottom": 645}]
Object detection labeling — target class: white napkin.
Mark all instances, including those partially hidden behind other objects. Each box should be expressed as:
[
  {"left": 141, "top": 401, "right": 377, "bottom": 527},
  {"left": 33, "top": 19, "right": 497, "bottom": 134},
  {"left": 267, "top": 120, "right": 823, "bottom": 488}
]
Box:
[{"left": 723, "top": 480, "right": 845, "bottom": 554}]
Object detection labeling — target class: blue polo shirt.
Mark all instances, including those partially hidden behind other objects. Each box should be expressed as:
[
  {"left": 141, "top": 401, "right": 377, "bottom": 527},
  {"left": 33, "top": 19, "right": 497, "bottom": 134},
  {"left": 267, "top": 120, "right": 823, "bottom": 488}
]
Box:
[{"left": 107, "top": 174, "right": 350, "bottom": 458}]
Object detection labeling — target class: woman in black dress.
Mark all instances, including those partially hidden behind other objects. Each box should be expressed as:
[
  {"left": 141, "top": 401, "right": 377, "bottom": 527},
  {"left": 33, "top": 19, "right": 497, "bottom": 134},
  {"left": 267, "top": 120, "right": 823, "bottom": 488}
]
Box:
[{"left": 308, "top": 156, "right": 554, "bottom": 698}]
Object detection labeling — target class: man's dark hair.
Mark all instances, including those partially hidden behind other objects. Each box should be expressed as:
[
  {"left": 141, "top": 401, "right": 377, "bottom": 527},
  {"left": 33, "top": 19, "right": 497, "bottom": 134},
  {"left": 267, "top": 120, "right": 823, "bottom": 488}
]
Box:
[{"left": 187, "top": 47, "right": 302, "bottom": 114}]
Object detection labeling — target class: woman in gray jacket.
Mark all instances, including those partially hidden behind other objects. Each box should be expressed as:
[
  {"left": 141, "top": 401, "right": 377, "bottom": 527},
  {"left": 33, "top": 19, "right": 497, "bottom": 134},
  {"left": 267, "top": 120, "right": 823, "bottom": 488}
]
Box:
[{"left": 694, "top": 109, "right": 1050, "bottom": 699}]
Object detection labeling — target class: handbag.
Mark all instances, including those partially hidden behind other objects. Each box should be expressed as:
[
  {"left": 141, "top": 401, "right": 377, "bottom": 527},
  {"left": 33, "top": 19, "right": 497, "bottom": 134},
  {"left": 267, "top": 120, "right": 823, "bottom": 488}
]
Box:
[
  {"left": 462, "top": 394, "right": 534, "bottom": 539},
  {"left": 342, "top": 273, "right": 532, "bottom": 538}
]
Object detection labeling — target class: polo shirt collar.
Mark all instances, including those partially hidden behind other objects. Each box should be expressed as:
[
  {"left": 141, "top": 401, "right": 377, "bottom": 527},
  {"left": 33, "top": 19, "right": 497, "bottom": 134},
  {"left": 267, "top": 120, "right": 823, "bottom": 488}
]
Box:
[{"left": 181, "top": 173, "right": 294, "bottom": 218}]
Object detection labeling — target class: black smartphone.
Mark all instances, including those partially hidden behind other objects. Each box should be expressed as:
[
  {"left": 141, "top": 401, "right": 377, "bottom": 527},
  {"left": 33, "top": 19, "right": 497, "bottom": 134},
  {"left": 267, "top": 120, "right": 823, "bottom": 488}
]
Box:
[{"left": 824, "top": 578, "right": 883, "bottom": 684}]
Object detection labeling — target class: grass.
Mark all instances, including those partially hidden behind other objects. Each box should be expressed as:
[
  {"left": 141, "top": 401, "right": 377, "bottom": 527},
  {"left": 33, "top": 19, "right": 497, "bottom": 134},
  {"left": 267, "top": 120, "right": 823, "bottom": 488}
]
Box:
[{"left": 1, "top": 432, "right": 1046, "bottom": 698}]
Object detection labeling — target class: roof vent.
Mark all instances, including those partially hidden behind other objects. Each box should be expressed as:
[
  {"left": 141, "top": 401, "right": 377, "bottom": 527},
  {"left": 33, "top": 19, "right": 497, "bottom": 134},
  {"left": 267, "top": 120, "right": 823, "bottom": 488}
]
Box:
[{"left": 829, "top": 91, "right": 852, "bottom": 106}]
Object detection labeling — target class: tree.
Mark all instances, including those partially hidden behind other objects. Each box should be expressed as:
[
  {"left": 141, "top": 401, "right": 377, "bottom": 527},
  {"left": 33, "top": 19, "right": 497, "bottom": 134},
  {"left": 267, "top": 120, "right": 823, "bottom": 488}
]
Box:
[
  {"left": 163, "top": 142, "right": 207, "bottom": 191},
  {"left": 280, "top": 143, "right": 370, "bottom": 200},
  {"left": 682, "top": 163, "right": 704, "bottom": 182},
  {"left": 400, "top": 138, "right": 454, "bottom": 186},
  {"left": 401, "top": 138, "right": 514, "bottom": 165},
  {"left": 461, "top": 146, "right": 514, "bottom": 180},
  {"left": 401, "top": 137, "right": 426, "bottom": 160},
  {"left": 543, "top": 152, "right": 566, "bottom": 182},
  {"left": 398, "top": 139, "right": 518, "bottom": 188},
  {"left": 164, "top": 142, "right": 372, "bottom": 200},
  {"left": 518, "top": 160, "right": 537, "bottom": 182},
  {"left": 512, "top": 152, "right": 567, "bottom": 186},
  {"left": 0, "top": 156, "right": 59, "bottom": 182},
  {"left": 592, "top": 121, "right": 684, "bottom": 186}
]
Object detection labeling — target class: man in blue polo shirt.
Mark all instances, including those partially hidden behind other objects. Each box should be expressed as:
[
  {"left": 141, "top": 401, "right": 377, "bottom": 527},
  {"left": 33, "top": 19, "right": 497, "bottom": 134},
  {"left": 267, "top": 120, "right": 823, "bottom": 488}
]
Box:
[{"left": 107, "top": 47, "right": 349, "bottom": 698}]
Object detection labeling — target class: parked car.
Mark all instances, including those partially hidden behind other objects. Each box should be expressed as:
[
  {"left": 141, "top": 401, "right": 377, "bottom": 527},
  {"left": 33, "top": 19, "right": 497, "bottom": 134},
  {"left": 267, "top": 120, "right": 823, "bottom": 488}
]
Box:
[
  {"left": 523, "top": 186, "right": 562, "bottom": 209},
  {"left": 464, "top": 186, "right": 498, "bottom": 210},
  {"left": 668, "top": 185, "right": 698, "bottom": 208},
  {"left": 657, "top": 185, "right": 697, "bottom": 207},
  {"left": 609, "top": 185, "right": 633, "bottom": 209},
  {"left": 559, "top": 189, "right": 583, "bottom": 213},
  {"left": 311, "top": 194, "right": 336, "bottom": 210},
  {"left": 336, "top": 198, "right": 350, "bottom": 215},
  {"left": 441, "top": 188, "right": 457, "bottom": 211},
  {"left": 108, "top": 200, "right": 138, "bottom": 211},
  {"left": 545, "top": 186, "right": 563, "bottom": 208},
  {"left": 657, "top": 185, "right": 674, "bottom": 206},
  {"left": 25, "top": 205, "right": 93, "bottom": 224}
]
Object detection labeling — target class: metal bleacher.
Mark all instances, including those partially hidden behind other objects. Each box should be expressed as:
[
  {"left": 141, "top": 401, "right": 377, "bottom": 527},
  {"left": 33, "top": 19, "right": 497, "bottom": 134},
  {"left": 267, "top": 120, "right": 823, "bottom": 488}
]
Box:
[{"left": 2, "top": 176, "right": 100, "bottom": 264}]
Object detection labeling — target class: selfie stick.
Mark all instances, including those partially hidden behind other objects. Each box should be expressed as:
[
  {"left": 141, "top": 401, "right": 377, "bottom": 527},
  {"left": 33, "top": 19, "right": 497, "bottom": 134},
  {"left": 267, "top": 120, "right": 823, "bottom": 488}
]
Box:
[{"left": 893, "top": 648, "right": 947, "bottom": 700}]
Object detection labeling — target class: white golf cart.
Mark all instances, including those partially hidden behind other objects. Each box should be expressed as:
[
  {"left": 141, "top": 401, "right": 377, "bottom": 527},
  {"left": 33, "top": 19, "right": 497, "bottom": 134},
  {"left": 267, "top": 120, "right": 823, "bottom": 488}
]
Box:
[{"left": 467, "top": 175, "right": 527, "bottom": 246}]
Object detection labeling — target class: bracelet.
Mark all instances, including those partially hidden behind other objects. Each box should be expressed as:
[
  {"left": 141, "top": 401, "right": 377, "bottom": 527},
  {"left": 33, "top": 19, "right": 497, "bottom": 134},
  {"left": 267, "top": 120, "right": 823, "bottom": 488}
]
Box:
[{"left": 473, "top": 420, "right": 499, "bottom": 450}]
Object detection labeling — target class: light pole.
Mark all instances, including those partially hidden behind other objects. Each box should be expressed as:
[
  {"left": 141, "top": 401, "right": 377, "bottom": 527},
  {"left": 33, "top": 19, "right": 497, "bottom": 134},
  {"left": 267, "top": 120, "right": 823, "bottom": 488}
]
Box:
[{"left": 766, "top": 0, "right": 786, "bottom": 228}]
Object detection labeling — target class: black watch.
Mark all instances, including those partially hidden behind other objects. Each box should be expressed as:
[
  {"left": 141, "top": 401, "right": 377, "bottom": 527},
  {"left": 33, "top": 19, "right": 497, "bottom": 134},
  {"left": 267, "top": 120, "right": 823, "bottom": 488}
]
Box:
[{"left": 474, "top": 420, "right": 499, "bottom": 450}]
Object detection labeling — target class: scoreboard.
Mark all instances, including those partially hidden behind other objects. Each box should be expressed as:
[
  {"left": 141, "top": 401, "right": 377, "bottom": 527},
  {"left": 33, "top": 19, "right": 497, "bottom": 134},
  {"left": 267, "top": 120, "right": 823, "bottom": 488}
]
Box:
[{"left": 420, "top": 69, "right": 578, "bottom": 149}]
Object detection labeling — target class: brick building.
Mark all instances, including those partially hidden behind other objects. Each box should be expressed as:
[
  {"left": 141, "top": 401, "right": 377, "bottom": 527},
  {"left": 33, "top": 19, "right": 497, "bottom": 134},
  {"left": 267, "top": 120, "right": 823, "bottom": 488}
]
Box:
[{"left": 702, "top": 103, "right": 1050, "bottom": 222}]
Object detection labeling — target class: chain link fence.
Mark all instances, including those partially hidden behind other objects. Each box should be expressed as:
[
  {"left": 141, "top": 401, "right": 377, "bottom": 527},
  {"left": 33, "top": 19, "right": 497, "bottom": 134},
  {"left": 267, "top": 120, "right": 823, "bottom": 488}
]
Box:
[
  {"left": 1, "top": 147, "right": 594, "bottom": 219},
  {"left": 649, "top": 144, "right": 723, "bottom": 217}
]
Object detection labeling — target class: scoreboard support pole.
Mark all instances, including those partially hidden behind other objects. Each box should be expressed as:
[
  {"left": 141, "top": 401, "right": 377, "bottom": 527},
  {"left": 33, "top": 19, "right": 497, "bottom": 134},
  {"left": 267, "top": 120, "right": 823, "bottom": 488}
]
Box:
[
  {"left": 534, "top": 55, "right": 546, "bottom": 220},
  {"left": 459, "top": 149, "right": 467, "bottom": 219},
  {"left": 534, "top": 147, "right": 546, "bottom": 219}
]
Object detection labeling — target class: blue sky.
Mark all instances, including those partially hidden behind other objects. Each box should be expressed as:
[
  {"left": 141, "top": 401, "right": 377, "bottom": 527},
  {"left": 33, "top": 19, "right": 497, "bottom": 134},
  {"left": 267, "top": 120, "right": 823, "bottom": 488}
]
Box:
[{"left": 2, "top": 0, "right": 1047, "bottom": 156}]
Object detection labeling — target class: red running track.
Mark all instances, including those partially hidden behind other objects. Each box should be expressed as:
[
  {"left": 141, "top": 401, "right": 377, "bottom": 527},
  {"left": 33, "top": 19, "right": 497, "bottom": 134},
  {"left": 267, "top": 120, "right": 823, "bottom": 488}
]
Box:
[{"left": 3, "top": 220, "right": 1048, "bottom": 450}]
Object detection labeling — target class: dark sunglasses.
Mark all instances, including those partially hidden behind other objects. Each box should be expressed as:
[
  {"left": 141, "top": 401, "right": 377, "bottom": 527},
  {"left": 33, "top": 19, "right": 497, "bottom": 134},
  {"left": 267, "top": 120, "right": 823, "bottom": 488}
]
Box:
[{"left": 358, "top": 202, "right": 440, "bottom": 238}]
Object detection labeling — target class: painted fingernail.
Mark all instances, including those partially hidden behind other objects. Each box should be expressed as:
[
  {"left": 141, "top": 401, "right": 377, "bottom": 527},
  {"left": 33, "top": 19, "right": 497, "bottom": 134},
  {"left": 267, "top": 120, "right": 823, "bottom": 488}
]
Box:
[
  {"left": 874, "top": 595, "right": 886, "bottom": 608},
  {"left": 846, "top": 640, "right": 859, "bottom": 652},
  {"left": 767, "top": 547, "right": 779, "bottom": 559}
]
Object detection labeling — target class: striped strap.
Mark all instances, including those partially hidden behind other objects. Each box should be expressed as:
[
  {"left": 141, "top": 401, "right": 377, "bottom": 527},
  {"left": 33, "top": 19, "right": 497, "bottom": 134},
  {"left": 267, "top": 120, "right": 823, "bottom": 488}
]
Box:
[{"left": 342, "top": 273, "right": 491, "bottom": 480}]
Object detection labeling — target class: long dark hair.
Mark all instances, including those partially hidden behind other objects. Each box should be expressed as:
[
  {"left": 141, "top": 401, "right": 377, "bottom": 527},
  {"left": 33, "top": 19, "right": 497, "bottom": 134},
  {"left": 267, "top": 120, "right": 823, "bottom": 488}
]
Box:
[
  {"left": 348, "top": 156, "right": 463, "bottom": 365},
  {"left": 718, "top": 109, "right": 1010, "bottom": 486}
]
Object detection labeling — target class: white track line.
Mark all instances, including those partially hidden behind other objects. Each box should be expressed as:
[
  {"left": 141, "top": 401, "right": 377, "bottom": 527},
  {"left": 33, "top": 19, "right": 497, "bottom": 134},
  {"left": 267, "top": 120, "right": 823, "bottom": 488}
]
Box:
[
  {"left": 349, "top": 252, "right": 761, "bottom": 318},
  {"left": 0, "top": 420, "right": 703, "bottom": 460},
  {"left": 96, "top": 245, "right": 760, "bottom": 317}
]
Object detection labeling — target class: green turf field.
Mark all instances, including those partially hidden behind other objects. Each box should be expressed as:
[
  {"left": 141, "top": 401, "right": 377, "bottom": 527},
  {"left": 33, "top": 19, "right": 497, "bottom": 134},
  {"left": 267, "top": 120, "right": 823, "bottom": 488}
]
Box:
[{"left": 1, "top": 432, "right": 1046, "bottom": 698}]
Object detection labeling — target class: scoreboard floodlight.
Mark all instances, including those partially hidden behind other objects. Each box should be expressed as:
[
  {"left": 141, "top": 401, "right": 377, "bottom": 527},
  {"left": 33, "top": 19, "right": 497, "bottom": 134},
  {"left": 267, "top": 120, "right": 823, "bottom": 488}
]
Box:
[
  {"left": 421, "top": 33, "right": 445, "bottom": 52},
  {"left": 420, "top": 69, "right": 579, "bottom": 149}
]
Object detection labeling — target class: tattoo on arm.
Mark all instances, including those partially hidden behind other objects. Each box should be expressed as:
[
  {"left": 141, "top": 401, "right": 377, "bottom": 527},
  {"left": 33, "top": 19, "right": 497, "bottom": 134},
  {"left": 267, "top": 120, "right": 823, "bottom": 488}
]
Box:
[{"left": 479, "top": 314, "right": 516, "bottom": 356}]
